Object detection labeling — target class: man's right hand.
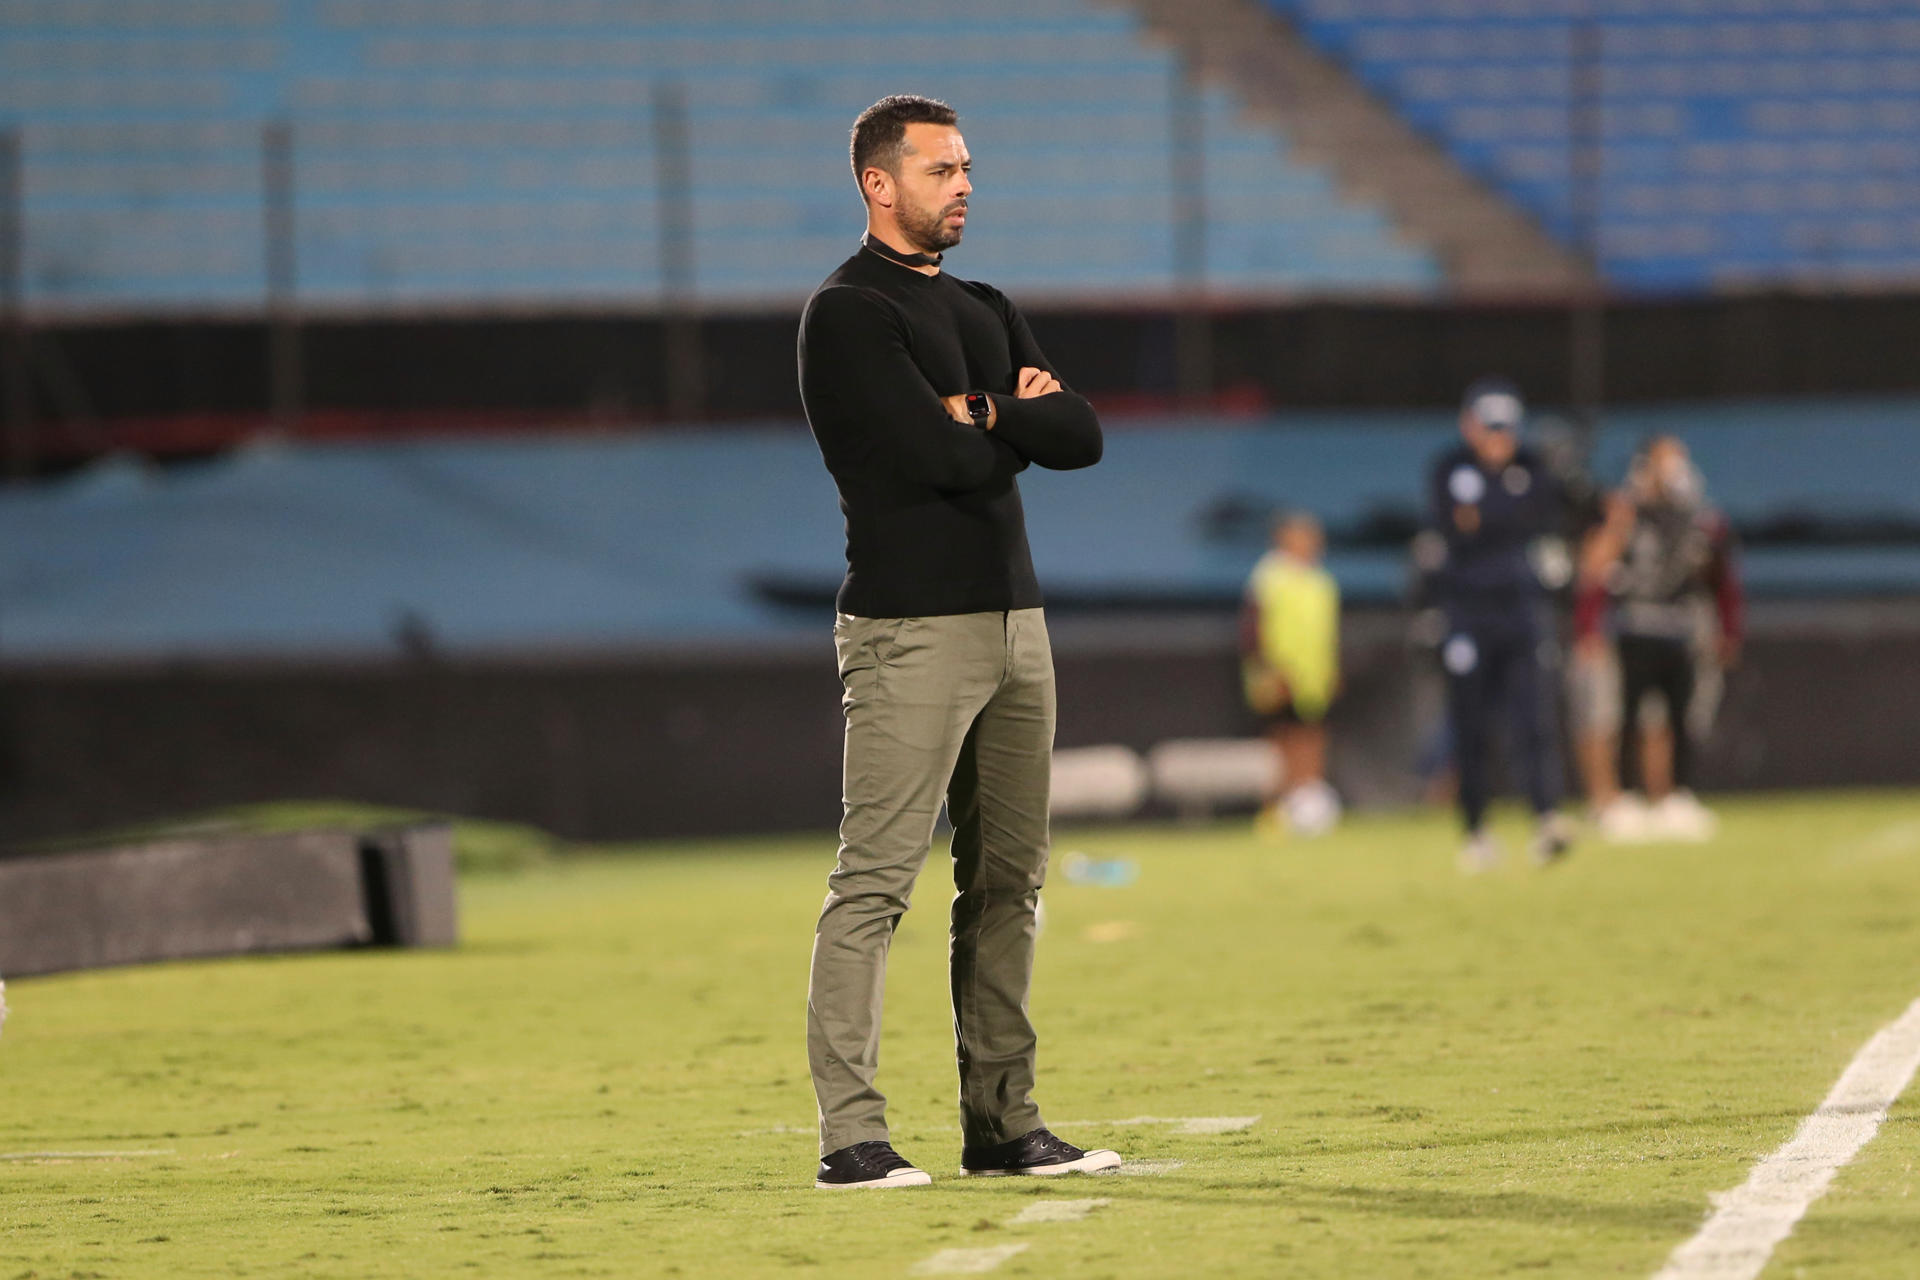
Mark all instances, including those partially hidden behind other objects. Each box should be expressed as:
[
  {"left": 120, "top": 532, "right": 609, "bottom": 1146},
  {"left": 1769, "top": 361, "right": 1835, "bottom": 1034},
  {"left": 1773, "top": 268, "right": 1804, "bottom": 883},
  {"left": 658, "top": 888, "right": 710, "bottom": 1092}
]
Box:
[{"left": 1016, "top": 366, "right": 1060, "bottom": 398}]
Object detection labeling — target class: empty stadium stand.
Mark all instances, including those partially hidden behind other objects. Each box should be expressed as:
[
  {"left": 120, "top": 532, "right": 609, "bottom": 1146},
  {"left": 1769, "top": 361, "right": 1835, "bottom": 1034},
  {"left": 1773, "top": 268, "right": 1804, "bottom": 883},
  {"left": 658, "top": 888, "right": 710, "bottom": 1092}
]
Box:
[
  {"left": 1118, "top": 0, "right": 1590, "bottom": 295},
  {"left": 0, "top": 0, "right": 1439, "bottom": 314},
  {"left": 1, "top": 397, "right": 1914, "bottom": 660},
  {"left": 1260, "top": 0, "right": 1920, "bottom": 292}
]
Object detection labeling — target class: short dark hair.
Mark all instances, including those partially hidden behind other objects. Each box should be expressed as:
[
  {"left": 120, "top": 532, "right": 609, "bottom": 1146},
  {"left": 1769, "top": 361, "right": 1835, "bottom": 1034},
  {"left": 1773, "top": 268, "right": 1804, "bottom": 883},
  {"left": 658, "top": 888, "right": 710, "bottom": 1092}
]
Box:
[{"left": 850, "top": 95, "right": 958, "bottom": 193}]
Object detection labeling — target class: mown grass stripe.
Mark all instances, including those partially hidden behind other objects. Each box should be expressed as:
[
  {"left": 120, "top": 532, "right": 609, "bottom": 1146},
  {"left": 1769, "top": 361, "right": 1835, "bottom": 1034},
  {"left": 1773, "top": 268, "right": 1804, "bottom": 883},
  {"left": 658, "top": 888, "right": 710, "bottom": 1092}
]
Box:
[
  {"left": 909, "top": 1243, "right": 1030, "bottom": 1275},
  {"left": 0, "top": 1149, "right": 174, "bottom": 1161},
  {"left": 1006, "top": 1197, "right": 1109, "bottom": 1225}
]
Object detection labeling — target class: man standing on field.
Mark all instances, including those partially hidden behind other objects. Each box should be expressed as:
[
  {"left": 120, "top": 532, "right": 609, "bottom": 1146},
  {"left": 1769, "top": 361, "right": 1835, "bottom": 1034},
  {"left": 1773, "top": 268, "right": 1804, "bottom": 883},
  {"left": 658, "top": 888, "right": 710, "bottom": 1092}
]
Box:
[{"left": 797, "top": 95, "right": 1118, "bottom": 1189}]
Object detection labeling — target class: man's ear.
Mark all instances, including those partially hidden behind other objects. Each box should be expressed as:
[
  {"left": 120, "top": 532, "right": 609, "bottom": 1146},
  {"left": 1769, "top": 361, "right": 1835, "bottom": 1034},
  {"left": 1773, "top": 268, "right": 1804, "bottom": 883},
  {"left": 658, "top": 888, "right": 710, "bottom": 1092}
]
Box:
[{"left": 862, "top": 165, "right": 894, "bottom": 209}]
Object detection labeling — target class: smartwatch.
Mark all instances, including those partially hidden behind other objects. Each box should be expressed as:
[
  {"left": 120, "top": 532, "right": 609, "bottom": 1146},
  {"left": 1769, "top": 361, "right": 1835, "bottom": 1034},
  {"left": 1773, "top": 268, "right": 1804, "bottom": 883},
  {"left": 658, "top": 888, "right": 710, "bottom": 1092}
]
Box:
[{"left": 964, "top": 392, "right": 992, "bottom": 427}]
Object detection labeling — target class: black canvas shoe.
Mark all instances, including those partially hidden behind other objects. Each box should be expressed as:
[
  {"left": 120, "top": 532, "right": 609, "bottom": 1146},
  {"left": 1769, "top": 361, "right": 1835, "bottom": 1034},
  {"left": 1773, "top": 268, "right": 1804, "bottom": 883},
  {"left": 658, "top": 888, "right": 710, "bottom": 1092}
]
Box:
[
  {"left": 814, "top": 1140, "right": 932, "bottom": 1189},
  {"left": 960, "top": 1128, "right": 1122, "bottom": 1177}
]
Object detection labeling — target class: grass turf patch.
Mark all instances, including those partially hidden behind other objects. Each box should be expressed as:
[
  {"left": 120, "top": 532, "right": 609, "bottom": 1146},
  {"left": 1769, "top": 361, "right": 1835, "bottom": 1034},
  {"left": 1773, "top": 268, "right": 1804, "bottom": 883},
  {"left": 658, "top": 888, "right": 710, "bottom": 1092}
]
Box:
[
  {"left": 3, "top": 792, "right": 1918, "bottom": 1277},
  {"left": 6, "top": 799, "right": 561, "bottom": 875}
]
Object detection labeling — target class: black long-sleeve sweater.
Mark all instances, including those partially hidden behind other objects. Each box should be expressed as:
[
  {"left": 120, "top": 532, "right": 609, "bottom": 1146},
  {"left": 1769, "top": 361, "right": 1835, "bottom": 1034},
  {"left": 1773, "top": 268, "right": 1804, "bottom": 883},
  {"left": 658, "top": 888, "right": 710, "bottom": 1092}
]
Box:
[{"left": 797, "top": 244, "right": 1103, "bottom": 618}]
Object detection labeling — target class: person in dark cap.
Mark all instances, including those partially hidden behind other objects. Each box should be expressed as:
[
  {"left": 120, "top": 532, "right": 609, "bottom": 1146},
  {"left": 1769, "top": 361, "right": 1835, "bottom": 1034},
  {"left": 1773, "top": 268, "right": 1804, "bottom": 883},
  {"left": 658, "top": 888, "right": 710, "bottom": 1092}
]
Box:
[{"left": 1425, "top": 377, "right": 1574, "bottom": 871}]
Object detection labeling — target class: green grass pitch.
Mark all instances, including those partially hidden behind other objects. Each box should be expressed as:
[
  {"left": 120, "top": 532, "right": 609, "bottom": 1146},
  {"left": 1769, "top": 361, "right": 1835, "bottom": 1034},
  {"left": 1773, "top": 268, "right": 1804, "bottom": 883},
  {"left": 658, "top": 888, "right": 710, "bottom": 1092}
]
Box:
[{"left": 4, "top": 791, "right": 1919, "bottom": 1278}]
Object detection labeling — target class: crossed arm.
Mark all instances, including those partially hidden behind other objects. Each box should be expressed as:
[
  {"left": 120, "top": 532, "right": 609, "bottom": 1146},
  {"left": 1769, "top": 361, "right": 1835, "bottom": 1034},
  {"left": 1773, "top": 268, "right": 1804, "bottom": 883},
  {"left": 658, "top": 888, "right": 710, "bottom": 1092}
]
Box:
[
  {"left": 938, "top": 365, "right": 1061, "bottom": 428},
  {"left": 801, "top": 286, "right": 1022, "bottom": 492},
  {"left": 801, "top": 285, "right": 1103, "bottom": 490},
  {"left": 975, "top": 301, "right": 1104, "bottom": 471}
]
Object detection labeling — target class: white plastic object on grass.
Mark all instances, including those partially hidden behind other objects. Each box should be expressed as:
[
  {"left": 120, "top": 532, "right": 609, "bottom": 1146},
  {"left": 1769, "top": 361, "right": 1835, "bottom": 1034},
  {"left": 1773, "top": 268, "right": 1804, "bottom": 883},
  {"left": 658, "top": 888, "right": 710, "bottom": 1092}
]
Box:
[{"left": 1147, "top": 738, "right": 1279, "bottom": 819}]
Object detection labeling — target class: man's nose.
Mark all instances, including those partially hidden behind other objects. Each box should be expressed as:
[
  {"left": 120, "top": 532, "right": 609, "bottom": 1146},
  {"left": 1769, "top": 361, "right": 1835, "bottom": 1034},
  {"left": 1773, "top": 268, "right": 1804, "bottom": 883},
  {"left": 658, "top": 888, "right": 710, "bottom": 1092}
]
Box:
[{"left": 956, "top": 171, "right": 972, "bottom": 197}]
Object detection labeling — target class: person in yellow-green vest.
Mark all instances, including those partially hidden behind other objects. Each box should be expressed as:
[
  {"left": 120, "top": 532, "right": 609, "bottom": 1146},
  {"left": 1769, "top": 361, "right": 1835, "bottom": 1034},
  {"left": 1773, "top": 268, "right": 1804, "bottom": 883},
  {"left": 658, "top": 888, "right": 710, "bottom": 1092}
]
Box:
[{"left": 1239, "top": 512, "right": 1342, "bottom": 835}]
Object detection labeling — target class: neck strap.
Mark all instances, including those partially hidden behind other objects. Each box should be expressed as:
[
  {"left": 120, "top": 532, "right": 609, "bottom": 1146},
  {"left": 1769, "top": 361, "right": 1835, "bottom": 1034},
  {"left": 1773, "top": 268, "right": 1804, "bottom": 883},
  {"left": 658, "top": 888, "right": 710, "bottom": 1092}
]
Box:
[{"left": 861, "top": 233, "right": 942, "bottom": 270}]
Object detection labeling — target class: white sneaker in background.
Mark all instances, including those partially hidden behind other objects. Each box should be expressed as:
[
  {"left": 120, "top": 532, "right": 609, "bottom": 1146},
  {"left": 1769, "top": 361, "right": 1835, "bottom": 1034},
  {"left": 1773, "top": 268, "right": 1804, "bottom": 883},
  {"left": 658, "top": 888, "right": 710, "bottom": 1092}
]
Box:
[
  {"left": 1285, "top": 780, "right": 1342, "bottom": 837},
  {"left": 1653, "top": 789, "right": 1718, "bottom": 842},
  {"left": 1596, "top": 794, "right": 1652, "bottom": 844},
  {"left": 1458, "top": 831, "right": 1501, "bottom": 875},
  {"left": 1531, "top": 812, "right": 1575, "bottom": 866}
]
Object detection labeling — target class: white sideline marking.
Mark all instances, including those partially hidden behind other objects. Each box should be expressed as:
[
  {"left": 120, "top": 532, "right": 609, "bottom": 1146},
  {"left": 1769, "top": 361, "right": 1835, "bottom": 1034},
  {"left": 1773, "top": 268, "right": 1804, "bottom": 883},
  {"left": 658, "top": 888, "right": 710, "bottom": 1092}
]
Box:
[
  {"left": 1055, "top": 1114, "right": 1259, "bottom": 1135},
  {"left": 1, "top": 1149, "right": 174, "bottom": 1161},
  {"left": 1007, "top": 1197, "right": 1110, "bottom": 1225},
  {"left": 910, "top": 1243, "right": 1030, "bottom": 1275},
  {"left": 1652, "top": 996, "right": 1920, "bottom": 1280},
  {"left": 1116, "top": 1158, "right": 1186, "bottom": 1177}
]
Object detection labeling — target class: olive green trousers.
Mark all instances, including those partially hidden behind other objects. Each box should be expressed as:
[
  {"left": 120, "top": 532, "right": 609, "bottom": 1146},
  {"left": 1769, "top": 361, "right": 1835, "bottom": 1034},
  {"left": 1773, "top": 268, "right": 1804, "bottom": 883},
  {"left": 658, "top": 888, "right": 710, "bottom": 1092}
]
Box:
[{"left": 807, "top": 609, "right": 1055, "bottom": 1156}]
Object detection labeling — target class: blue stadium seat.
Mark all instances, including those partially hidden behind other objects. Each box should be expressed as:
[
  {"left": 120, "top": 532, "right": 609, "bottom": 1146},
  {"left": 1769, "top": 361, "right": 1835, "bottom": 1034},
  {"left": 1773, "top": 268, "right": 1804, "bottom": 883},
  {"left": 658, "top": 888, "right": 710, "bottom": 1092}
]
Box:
[
  {"left": 0, "top": 0, "right": 1439, "bottom": 312},
  {"left": 1262, "top": 0, "right": 1920, "bottom": 290}
]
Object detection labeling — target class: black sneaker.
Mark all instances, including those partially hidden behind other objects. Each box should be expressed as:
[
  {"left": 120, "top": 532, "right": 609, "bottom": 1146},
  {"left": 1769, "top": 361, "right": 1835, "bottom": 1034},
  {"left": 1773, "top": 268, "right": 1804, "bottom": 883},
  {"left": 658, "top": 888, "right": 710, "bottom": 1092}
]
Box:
[
  {"left": 814, "top": 1140, "right": 932, "bottom": 1189},
  {"left": 960, "top": 1127, "right": 1122, "bottom": 1177}
]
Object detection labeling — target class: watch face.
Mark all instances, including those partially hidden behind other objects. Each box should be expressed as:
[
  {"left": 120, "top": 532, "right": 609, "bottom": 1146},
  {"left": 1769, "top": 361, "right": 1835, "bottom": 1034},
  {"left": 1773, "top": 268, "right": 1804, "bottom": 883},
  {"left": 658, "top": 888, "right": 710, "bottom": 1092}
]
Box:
[{"left": 965, "top": 393, "right": 990, "bottom": 419}]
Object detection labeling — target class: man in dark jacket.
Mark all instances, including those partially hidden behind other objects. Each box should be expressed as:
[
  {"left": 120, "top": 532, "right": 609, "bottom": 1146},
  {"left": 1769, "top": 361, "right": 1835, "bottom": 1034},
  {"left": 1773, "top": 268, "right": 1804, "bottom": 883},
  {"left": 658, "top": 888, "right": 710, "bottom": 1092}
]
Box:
[{"left": 1427, "top": 378, "right": 1574, "bottom": 872}]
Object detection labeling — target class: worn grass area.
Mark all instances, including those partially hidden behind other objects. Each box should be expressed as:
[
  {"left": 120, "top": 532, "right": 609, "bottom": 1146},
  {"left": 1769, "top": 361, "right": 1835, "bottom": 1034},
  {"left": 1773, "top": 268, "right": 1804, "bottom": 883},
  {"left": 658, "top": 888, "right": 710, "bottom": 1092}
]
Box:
[{"left": 3, "top": 792, "right": 1919, "bottom": 1278}]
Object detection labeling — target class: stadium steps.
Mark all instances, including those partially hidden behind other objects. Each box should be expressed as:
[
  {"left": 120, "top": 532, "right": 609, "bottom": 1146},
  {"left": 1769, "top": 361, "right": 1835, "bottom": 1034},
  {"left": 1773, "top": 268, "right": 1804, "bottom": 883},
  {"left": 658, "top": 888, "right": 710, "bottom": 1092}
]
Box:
[
  {"left": 1258, "top": 3, "right": 1920, "bottom": 292},
  {"left": 1106, "top": 0, "right": 1591, "bottom": 297}
]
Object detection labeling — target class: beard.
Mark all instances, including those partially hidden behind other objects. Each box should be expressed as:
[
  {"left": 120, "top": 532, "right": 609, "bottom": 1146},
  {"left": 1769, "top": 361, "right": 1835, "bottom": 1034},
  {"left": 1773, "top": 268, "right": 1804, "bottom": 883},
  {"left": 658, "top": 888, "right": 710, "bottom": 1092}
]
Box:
[{"left": 898, "top": 196, "right": 966, "bottom": 254}]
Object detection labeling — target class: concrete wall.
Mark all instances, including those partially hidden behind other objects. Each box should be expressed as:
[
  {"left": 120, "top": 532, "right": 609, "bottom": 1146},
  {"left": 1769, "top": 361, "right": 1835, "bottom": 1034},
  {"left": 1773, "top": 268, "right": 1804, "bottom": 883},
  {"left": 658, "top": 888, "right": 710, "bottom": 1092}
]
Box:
[{"left": 1, "top": 603, "right": 1913, "bottom": 846}]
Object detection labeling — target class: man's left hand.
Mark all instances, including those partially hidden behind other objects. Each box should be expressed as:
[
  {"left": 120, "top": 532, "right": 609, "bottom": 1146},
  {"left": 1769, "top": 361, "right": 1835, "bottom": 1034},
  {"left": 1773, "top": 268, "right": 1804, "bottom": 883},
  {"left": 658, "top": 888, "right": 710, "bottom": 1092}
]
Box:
[
  {"left": 940, "top": 367, "right": 1060, "bottom": 429},
  {"left": 1016, "top": 366, "right": 1060, "bottom": 398}
]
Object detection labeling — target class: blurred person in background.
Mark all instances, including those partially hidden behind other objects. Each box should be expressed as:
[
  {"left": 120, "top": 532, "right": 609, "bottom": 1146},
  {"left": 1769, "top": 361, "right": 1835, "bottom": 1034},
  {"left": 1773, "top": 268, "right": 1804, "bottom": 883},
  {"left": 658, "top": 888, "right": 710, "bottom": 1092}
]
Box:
[
  {"left": 1241, "top": 511, "right": 1341, "bottom": 836},
  {"left": 1518, "top": 415, "right": 1617, "bottom": 824},
  {"left": 1577, "top": 435, "right": 1743, "bottom": 841},
  {"left": 1427, "top": 378, "right": 1574, "bottom": 872},
  {"left": 1569, "top": 491, "right": 1634, "bottom": 826},
  {"left": 1405, "top": 528, "right": 1459, "bottom": 808},
  {"left": 797, "top": 95, "right": 1115, "bottom": 1190}
]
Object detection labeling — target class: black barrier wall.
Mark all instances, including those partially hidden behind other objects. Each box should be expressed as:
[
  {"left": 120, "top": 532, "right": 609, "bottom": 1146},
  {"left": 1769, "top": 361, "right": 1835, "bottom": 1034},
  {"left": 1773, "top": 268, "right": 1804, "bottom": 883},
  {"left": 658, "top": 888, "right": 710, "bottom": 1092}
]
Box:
[
  {"left": 0, "top": 824, "right": 457, "bottom": 977},
  {"left": 11, "top": 293, "right": 1920, "bottom": 450},
  {"left": 0, "top": 604, "right": 1915, "bottom": 844}
]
